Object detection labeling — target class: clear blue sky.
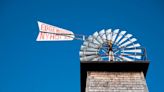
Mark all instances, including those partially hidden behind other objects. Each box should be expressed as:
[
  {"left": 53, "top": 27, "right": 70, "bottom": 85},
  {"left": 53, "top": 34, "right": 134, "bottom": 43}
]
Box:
[{"left": 0, "top": 0, "right": 164, "bottom": 92}]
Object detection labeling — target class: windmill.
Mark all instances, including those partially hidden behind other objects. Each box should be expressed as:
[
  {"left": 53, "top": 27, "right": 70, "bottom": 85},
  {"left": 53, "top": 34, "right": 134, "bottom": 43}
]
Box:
[
  {"left": 36, "top": 21, "right": 147, "bottom": 62},
  {"left": 36, "top": 21, "right": 149, "bottom": 92}
]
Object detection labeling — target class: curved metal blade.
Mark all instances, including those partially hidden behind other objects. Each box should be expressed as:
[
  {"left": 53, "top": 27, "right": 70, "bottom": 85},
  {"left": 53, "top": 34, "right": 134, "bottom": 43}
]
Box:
[
  {"left": 80, "top": 55, "right": 98, "bottom": 61},
  {"left": 117, "top": 34, "right": 132, "bottom": 46},
  {"left": 99, "top": 29, "right": 107, "bottom": 43},
  {"left": 114, "top": 31, "right": 126, "bottom": 44},
  {"left": 91, "top": 57, "right": 101, "bottom": 61},
  {"left": 83, "top": 41, "right": 100, "bottom": 48},
  {"left": 106, "top": 29, "right": 112, "bottom": 40},
  {"left": 112, "top": 29, "right": 119, "bottom": 43},
  {"left": 119, "top": 38, "right": 137, "bottom": 48},
  {"left": 79, "top": 51, "right": 98, "bottom": 56},
  {"left": 93, "top": 31, "right": 104, "bottom": 44},
  {"left": 99, "top": 29, "right": 105, "bottom": 36},
  {"left": 97, "top": 36, "right": 104, "bottom": 44},
  {"left": 80, "top": 46, "right": 99, "bottom": 52},
  {"left": 126, "top": 43, "right": 141, "bottom": 48},
  {"left": 121, "top": 49, "right": 142, "bottom": 53},
  {"left": 119, "top": 56, "right": 134, "bottom": 61},
  {"left": 93, "top": 31, "right": 99, "bottom": 38},
  {"left": 120, "top": 53, "right": 141, "bottom": 59},
  {"left": 129, "top": 55, "right": 141, "bottom": 59},
  {"left": 87, "top": 35, "right": 100, "bottom": 45}
]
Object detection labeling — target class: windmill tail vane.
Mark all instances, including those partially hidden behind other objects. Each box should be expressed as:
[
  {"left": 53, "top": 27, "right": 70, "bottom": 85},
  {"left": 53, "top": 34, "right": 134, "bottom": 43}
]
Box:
[
  {"left": 36, "top": 21, "right": 148, "bottom": 62},
  {"left": 36, "top": 21, "right": 86, "bottom": 41}
]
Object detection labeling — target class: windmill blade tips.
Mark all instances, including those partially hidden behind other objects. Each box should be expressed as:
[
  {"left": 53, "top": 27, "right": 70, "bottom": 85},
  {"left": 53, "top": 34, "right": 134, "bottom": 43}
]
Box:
[
  {"left": 79, "top": 51, "right": 83, "bottom": 56},
  {"left": 80, "top": 55, "right": 97, "bottom": 61},
  {"left": 122, "top": 49, "right": 142, "bottom": 53},
  {"left": 93, "top": 32, "right": 99, "bottom": 37},
  {"left": 91, "top": 57, "right": 100, "bottom": 61},
  {"left": 114, "top": 29, "right": 119, "bottom": 33},
  {"left": 112, "top": 29, "right": 119, "bottom": 42},
  {"left": 106, "top": 29, "right": 112, "bottom": 33},
  {"left": 121, "top": 31, "right": 126, "bottom": 34},
  {"left": 83, "top": 41, "right": 89, "bottom": 46},
  {"left": 126, "top": 43, "right": 141, "bottom": 48},
  {"left": 99, "top": 29, "right": 105, "bottom": 34},
  {"left": 119, "top": 56, "right": 134, "bottom": 61},
  {"left": 131, "top": 38, "right": 137, "bottom": 41},
  {"left": 87, "top": 35, "right": 93, "bottom": 40},
  {"left": 80, "top": 45, "right": 86, "bottom": 50},
  {"left": 126, "top": 34, "right": 133, "bottom": 38},
  {"left": 80, "top": 57, "right": 85, "bottom": 61}
]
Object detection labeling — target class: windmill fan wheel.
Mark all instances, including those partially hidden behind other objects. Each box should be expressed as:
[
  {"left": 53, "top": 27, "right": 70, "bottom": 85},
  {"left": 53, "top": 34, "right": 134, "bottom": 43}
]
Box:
[{"left": 79, "top": 29, "right": 143, "bottom": 61}]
